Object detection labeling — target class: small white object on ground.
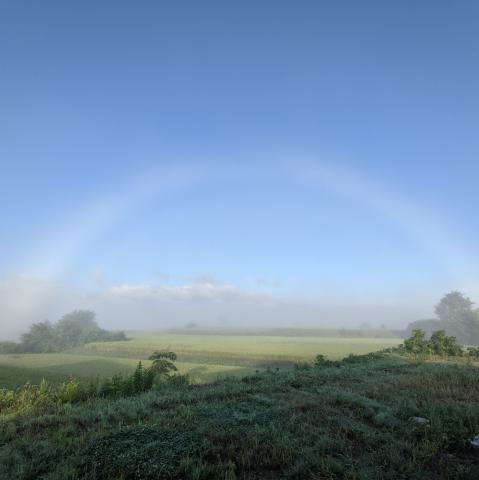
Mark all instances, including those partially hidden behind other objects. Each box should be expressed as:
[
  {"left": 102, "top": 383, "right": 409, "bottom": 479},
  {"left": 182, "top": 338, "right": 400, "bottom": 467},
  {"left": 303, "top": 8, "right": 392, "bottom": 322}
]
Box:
[{"left": 411, "top": 416, "right": 429, "bottom": 425}]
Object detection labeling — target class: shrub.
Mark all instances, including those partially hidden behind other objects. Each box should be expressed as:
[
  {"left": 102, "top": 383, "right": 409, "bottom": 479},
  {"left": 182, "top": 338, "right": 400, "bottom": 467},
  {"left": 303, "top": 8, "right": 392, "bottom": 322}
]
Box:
[
  {"left": 467, "top": 346, "right": 479, "bottom": 358},
  {"left": 403, "top": 329, "right": 429, "bottom": 354},
  {"left": 400, "top": 329, "right": 465, "bottom": 357},
  {"left": 313, "top": 354, "right": 335, "bottom": 367}
]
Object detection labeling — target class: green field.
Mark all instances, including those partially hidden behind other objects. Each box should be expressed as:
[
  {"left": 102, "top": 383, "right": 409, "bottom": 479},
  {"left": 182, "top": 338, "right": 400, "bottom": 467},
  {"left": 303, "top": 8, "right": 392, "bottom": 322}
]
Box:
[
  {"left": 0, "top": 354, "right": 254, "bottom": 389},
  {"left": 0, "top": 331, "right": 402, "bottom": 389},
  {"left": 1, "top": 330, "right": 478, "bottom": 479},
  {"left": 74, "top": 331, "right": 402, "bottom": 365}
]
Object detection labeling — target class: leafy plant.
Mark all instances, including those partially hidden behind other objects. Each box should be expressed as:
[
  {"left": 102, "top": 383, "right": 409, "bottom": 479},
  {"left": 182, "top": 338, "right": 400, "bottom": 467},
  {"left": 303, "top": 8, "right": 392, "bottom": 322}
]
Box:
[{"left": 148, "top": 350, "right": 178, "bottom": 379}]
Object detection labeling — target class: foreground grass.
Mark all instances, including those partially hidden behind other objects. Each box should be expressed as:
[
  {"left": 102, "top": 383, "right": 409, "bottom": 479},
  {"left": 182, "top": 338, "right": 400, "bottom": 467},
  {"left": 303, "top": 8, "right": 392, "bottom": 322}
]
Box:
[{"left": 1, "top": 356, "right": 478, "bottom": 479}]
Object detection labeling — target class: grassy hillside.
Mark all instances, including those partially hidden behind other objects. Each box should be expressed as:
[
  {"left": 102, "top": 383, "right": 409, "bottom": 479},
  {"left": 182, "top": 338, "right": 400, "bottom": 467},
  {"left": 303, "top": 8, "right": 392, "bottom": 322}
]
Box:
[
  {"left": 73, "top": 332, "right": 402, "bottom": 367},
  {"left": 1, "top": 356, "right": 478, "bottom": 479},
  {"left": 0, "top": 354, "right": 254, "bottom": 389},
  {"left": 0, "top": 332, "right": 403, "bottom": 389}
]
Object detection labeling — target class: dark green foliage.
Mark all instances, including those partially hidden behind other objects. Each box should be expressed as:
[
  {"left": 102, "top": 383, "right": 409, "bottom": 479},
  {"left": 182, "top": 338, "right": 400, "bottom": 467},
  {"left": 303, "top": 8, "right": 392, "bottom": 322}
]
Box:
[
  {"left": 400, "top": 329, "right": 465, "bottom": 356},
  {"left": 148, "top": 350, "right": 179, "bottom": 378},
  {"left": 315, "top": 351, "right": 391, "bottom": 368},
  {"left": 467, "top": 346, "right": 479, "bottom": 358},
  {"left": 313, "top": 354, "right": 335, "bottom": 367},
  {"left": 342, "top": 350, "right": 390, "bottom": 363},
  {"left": 403, "top": 328, "right": 429, "bottom": 354},
  {"left": 3, "top": 310, "right": 127, "bottom": 354},
  {"left": 428, "top": 330, "right": 464, "bottom": 356}
]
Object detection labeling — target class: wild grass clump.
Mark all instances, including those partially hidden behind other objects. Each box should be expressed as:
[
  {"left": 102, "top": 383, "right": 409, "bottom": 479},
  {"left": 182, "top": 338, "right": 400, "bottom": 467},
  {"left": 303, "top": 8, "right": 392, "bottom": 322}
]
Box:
[{"left": 0, "top": 353, "right": 185, "bottom": 415}]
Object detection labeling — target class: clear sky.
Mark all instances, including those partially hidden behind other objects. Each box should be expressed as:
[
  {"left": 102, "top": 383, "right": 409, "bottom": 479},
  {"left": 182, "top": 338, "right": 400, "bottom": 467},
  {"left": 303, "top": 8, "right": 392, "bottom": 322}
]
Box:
[{"left": 1, "top": 1, "right": 478, "bottom": 336}]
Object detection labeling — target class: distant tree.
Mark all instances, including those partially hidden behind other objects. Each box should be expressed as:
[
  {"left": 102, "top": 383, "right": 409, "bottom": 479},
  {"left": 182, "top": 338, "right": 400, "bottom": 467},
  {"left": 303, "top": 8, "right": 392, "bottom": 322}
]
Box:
[
  {"left": 21, "top": 321, "right": 57, "bottom": 353},
  {"left": 55, "top": 310, "right": 99, "bottom": 349},
  {"left": 406, "top": 292, "right": 479, "bottom": 345},
  {"left": 464, "top": 309, "right": 479, "bottom": 345},
  {"left": 435, "top": 291, "right": 474, "bottom": 323},
  {"left": 0, "top": 341, "right": 23, "bottom": 354},
  {"left": 405, "top": 318, "right": 441, "bottom": 338},
  {"left": 15, "top": 310, "right": 127, "bottom": 353},
  {"left": 359, "top": 322, "right": 372, "bottom": 329}
]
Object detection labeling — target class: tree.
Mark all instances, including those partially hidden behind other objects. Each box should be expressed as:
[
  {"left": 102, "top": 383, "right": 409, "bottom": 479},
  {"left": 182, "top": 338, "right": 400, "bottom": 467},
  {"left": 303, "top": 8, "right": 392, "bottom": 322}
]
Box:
[
  {"left": 406, "top": 292, "right": 479, "bottom": 345},
  {"left": 15, "top": 310, "right": 128, "bottom": 353},
  {"left": 55, "top": 310, "right": 99, "bottom": 349},
  {"left": 148, "top": 350, "right": 178, "bottom": 379},
  {"left": 464, "top": 309, "right": 479, "bottom": 345},
  {"left": 0, "top": 342, "right": 22, "bottom": 354},
  {"left": 21, "top": 321, "right": 57, "bottom": 353},
  {"left": 435, "top": 291, "right": 479, "bottom": 345},
  {"left": 405, "top": 318, "right": 441, "bottom": 338},
  {"left": 435, "top": 291, "right": 474, "bottom": 323}
]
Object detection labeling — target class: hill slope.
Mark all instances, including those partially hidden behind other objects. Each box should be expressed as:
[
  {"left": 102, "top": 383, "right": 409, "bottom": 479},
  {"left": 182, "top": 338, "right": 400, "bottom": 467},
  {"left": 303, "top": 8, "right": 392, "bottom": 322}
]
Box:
[{"left": 1, "top": 356, "right": 478, "bottom": 479}]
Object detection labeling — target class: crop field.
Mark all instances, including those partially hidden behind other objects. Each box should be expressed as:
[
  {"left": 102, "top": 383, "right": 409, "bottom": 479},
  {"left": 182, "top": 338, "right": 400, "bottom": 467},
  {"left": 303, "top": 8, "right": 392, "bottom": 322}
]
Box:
[
  {"left": 0, "top": 330, "right": 402, "bottom": 389},
  {"left": 74, "top": 331, "right": 402, "bottom": 366}
]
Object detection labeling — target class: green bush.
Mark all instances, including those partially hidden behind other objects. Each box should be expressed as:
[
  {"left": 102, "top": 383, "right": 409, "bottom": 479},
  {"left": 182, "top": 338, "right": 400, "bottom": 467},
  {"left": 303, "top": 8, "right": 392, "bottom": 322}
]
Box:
[
  {"left": 467, "top": 346, "right": 479, "bottom": 358},
  {"left": 313, "top": 354, "right": 336, "bottom": 367},
  {"left": 400, "top": 329, "right": 465, "bottom": 357}
]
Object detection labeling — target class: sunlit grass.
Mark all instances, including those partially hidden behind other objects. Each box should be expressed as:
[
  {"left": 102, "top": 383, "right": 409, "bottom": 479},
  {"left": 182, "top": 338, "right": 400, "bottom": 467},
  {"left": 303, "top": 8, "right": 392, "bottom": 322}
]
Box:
[{"left": 74, "top": 332, "right": 402, "bottom": 366}]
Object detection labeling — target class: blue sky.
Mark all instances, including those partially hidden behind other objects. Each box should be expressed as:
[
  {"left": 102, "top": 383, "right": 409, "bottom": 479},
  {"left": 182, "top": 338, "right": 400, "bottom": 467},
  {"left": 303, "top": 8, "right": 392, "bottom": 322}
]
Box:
[{"left": 1, "top": 1, "right": 478, "bottom": 335}]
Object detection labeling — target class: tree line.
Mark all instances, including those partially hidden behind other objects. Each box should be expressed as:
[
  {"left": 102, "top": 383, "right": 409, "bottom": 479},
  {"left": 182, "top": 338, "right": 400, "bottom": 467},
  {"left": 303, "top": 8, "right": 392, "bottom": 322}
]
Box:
[
  {"left": 406, "top": 291, "right": 479, "bottom": 345},
  {"left": 0, "top": 310, "right": 127, "bottom": 354}
]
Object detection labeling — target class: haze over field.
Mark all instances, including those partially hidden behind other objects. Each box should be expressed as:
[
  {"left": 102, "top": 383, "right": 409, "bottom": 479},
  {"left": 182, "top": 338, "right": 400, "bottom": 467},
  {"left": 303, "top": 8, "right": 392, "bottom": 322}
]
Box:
[{"left": 1, "top": 2, "right": 479, "bottom": 339}]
